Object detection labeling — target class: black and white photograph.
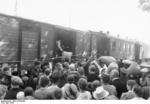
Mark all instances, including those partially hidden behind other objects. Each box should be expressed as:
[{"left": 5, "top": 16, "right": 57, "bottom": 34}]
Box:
[{"left": 0, "top": 0, "right": 150, "bottom": 102}]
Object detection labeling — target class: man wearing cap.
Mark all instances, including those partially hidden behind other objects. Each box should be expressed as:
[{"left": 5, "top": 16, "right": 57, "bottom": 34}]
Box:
[{"left": 4, "top": 76, "right": 23, "bottom": 99}]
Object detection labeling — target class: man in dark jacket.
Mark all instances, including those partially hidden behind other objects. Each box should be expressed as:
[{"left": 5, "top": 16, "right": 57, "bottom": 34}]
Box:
[
  {"left": 110, "top": 70, "right": 127, "bottom": 99},
  {"left": 0, "top": 67, "right": 12, "bottom": 89},
  {"left": 4, "top": 76, "right": 23, "bottom": 99}
]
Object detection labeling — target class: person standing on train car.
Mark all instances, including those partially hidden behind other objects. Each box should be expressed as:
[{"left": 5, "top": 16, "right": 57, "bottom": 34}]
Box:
[{"left": 56, "top": 40, "right": 73, "bottom": 62}]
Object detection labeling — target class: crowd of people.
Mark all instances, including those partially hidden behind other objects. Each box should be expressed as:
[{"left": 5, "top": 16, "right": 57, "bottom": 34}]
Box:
[{"left": 0, "top": 54, "right": 150, "bottom": 100}]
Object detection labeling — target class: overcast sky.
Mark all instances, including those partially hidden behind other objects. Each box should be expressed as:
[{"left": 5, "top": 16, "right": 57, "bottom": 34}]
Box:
[{"left": 0, "top": 0, "right": 150, "bottom": 44}]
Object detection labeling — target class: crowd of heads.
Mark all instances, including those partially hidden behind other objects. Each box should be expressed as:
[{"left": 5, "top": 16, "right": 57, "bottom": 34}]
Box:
[{"left": 0, "top": 56, "right": 150, "bottom": 100}]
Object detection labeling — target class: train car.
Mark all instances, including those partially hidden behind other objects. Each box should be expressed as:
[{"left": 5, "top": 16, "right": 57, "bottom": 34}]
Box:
[
  {"left": 52, "top": 26, "right": 76, "bottom": 57},
  {"left": 140, "top": 43, "right": 150, "bottom": 61},
  {"left": 0, "top": 13, "right": 146, "bottom": 64},
  {"left": 108, "top": 35, "right": 123, "bottom": 59},
  {"left": 0, "top": 14, "right": 19, "bottom": 62},
  {"left": 134, "top": 42, "right": 142, "bottom": 61},
  {"left": 40, "top": 22, "right": 88, "bottom": 59},
  {"left": 40, "top": 23, "right": 55, "bottom": 58},
  {"left": 85, "top": 31, "right": 98, "bottom": 56},
  {"left": 0, "top": 13, "right": 41, "bottom": 64},
  {"left": 109, "top": 35, "right": 135, "bottom": 60},
  {"left": 95, "top": 31, "right": 110, "bottom": 57},
  {"left": 19, "top": 19, "right": 41, "bottom": 61},
  {"left": 75, "top": 31, "right": 90, "bottom": 57}
]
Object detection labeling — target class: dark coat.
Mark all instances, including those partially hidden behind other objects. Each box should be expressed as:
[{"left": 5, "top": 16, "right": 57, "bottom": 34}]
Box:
[
  {"left": 84, "top": 63, "right": 99, "bottom": 82},
  {"left": 4, "top": 88, "right": 22, "bottom": 99},
  {"left": 0, "top": 74, "right": 11, "bottom": 89},
  {"left": 142, "top": 86, "right": 150, "bottom": 99},
  {"left": 110, "top": 78, "right": 127, "bottom": 99},
  {"left": 26, "top": 77, "right": 37, "bottom": 90}
]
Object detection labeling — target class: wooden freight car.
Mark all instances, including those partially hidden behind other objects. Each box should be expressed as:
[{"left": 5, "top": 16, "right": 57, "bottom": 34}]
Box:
[
  {"left": 86, "top": 31, "right": 110, "bottom": 58},
  {"left": 0, "top": 13, "right": 144, "bottom": 64},
  {"left": 0, "top": 13, "right": 41, "bottom": 64},
  {"left": 0, "top": 13, "right": 92, "bottom": 64},
  {"left": 0, "top": 14, "right": 19, "bottom": 62},
  {"left": 40, "top": 23, "right": 87, "bottom": 59},
  {"left": 109, "top": 35, "right": 135, "bottom": 60}
]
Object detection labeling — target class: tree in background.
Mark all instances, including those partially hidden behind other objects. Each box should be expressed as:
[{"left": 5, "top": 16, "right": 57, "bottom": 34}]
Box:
[{"left": 139, "top": 0, "right": 150, "bottom": 12}]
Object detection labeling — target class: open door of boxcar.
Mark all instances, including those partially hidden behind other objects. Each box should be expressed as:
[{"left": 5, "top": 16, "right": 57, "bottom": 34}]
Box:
[{"left": 53, "top": 27, "right": 76, "bottom": 58}]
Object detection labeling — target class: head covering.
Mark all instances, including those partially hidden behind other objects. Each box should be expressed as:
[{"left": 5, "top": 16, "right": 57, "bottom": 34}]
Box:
[
  {"left": 127, "top": 62, "right": 141, "bottom": 79},
  {"left": 110, "top": 70, "right": 119, "bottom": 79},
  {"left": 121, "top": 92, "right": 136, "bottom": 100},
  {"left": 107, "top": 62, "right": 118, "bottom": 74},
  {"left": 62, "top": 83, "right": 78, "bottom": 100},
  {"left": 69, "top": 64, "right": 75, "bottom": 71},
  {"left": 104, "top": 95, "right": 118, "bottom": 100},
  {"left": 16, "top": 91, "right": 25, "bottom": 100},
  {"left": 11, "top": 76, "right": 23, "bottom": 86},
  {"left": 127, "top": 62, "right": 140, "bottom": 74},
  {"left": 0, "top": 85, "right": 7, "bottom": 98},
  {"left": 93, "top": 86, "right": 109, "bottom": 100}
]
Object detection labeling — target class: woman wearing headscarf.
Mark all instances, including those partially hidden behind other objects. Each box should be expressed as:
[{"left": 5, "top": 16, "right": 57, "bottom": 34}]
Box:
[{"left": 61, "top": 75, "right": 78, "bottom": 100}]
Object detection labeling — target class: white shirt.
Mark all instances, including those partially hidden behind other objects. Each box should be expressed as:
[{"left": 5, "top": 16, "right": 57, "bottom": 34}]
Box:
[{"left": 77, "top": 91, "right": 91, "bottom": 100}]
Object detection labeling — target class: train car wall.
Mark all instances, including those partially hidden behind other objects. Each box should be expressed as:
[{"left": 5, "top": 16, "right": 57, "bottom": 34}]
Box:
[
  {"left": 40, "top": 23, "right": 55, "bottom": 58},
  {"left": 0, "top": 14, "right": 19, "bottom": 62},
  {"left": 19, "top": 19, "right": 41, "bottom": 61},
  {"left": 75, "top": 31, "right": 87, "bottom": 57},
  {"left": 96, "top": 32, "right": 110, "bottom": 58},
  {"left": 0, "top": 13, "right": 146, "bottom": 64}
]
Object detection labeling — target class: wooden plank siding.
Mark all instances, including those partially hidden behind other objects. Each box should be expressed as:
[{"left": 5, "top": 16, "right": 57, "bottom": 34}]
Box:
[{"left": 0, "top": 15, "right": 19, "bottom": 62}]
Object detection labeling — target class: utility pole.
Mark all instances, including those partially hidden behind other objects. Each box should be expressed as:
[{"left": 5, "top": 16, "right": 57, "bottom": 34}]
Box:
[
  {"left": 68, "top": 2, "right": 72, "bottom": 28},
  {"left": 14, "top": 0, "right": 18, "bottom": 16}
]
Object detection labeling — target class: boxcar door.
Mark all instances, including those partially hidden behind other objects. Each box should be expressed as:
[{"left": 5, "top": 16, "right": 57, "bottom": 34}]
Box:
[{"left": 19, "top": 20, "right": 41, "bottom": 61}]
